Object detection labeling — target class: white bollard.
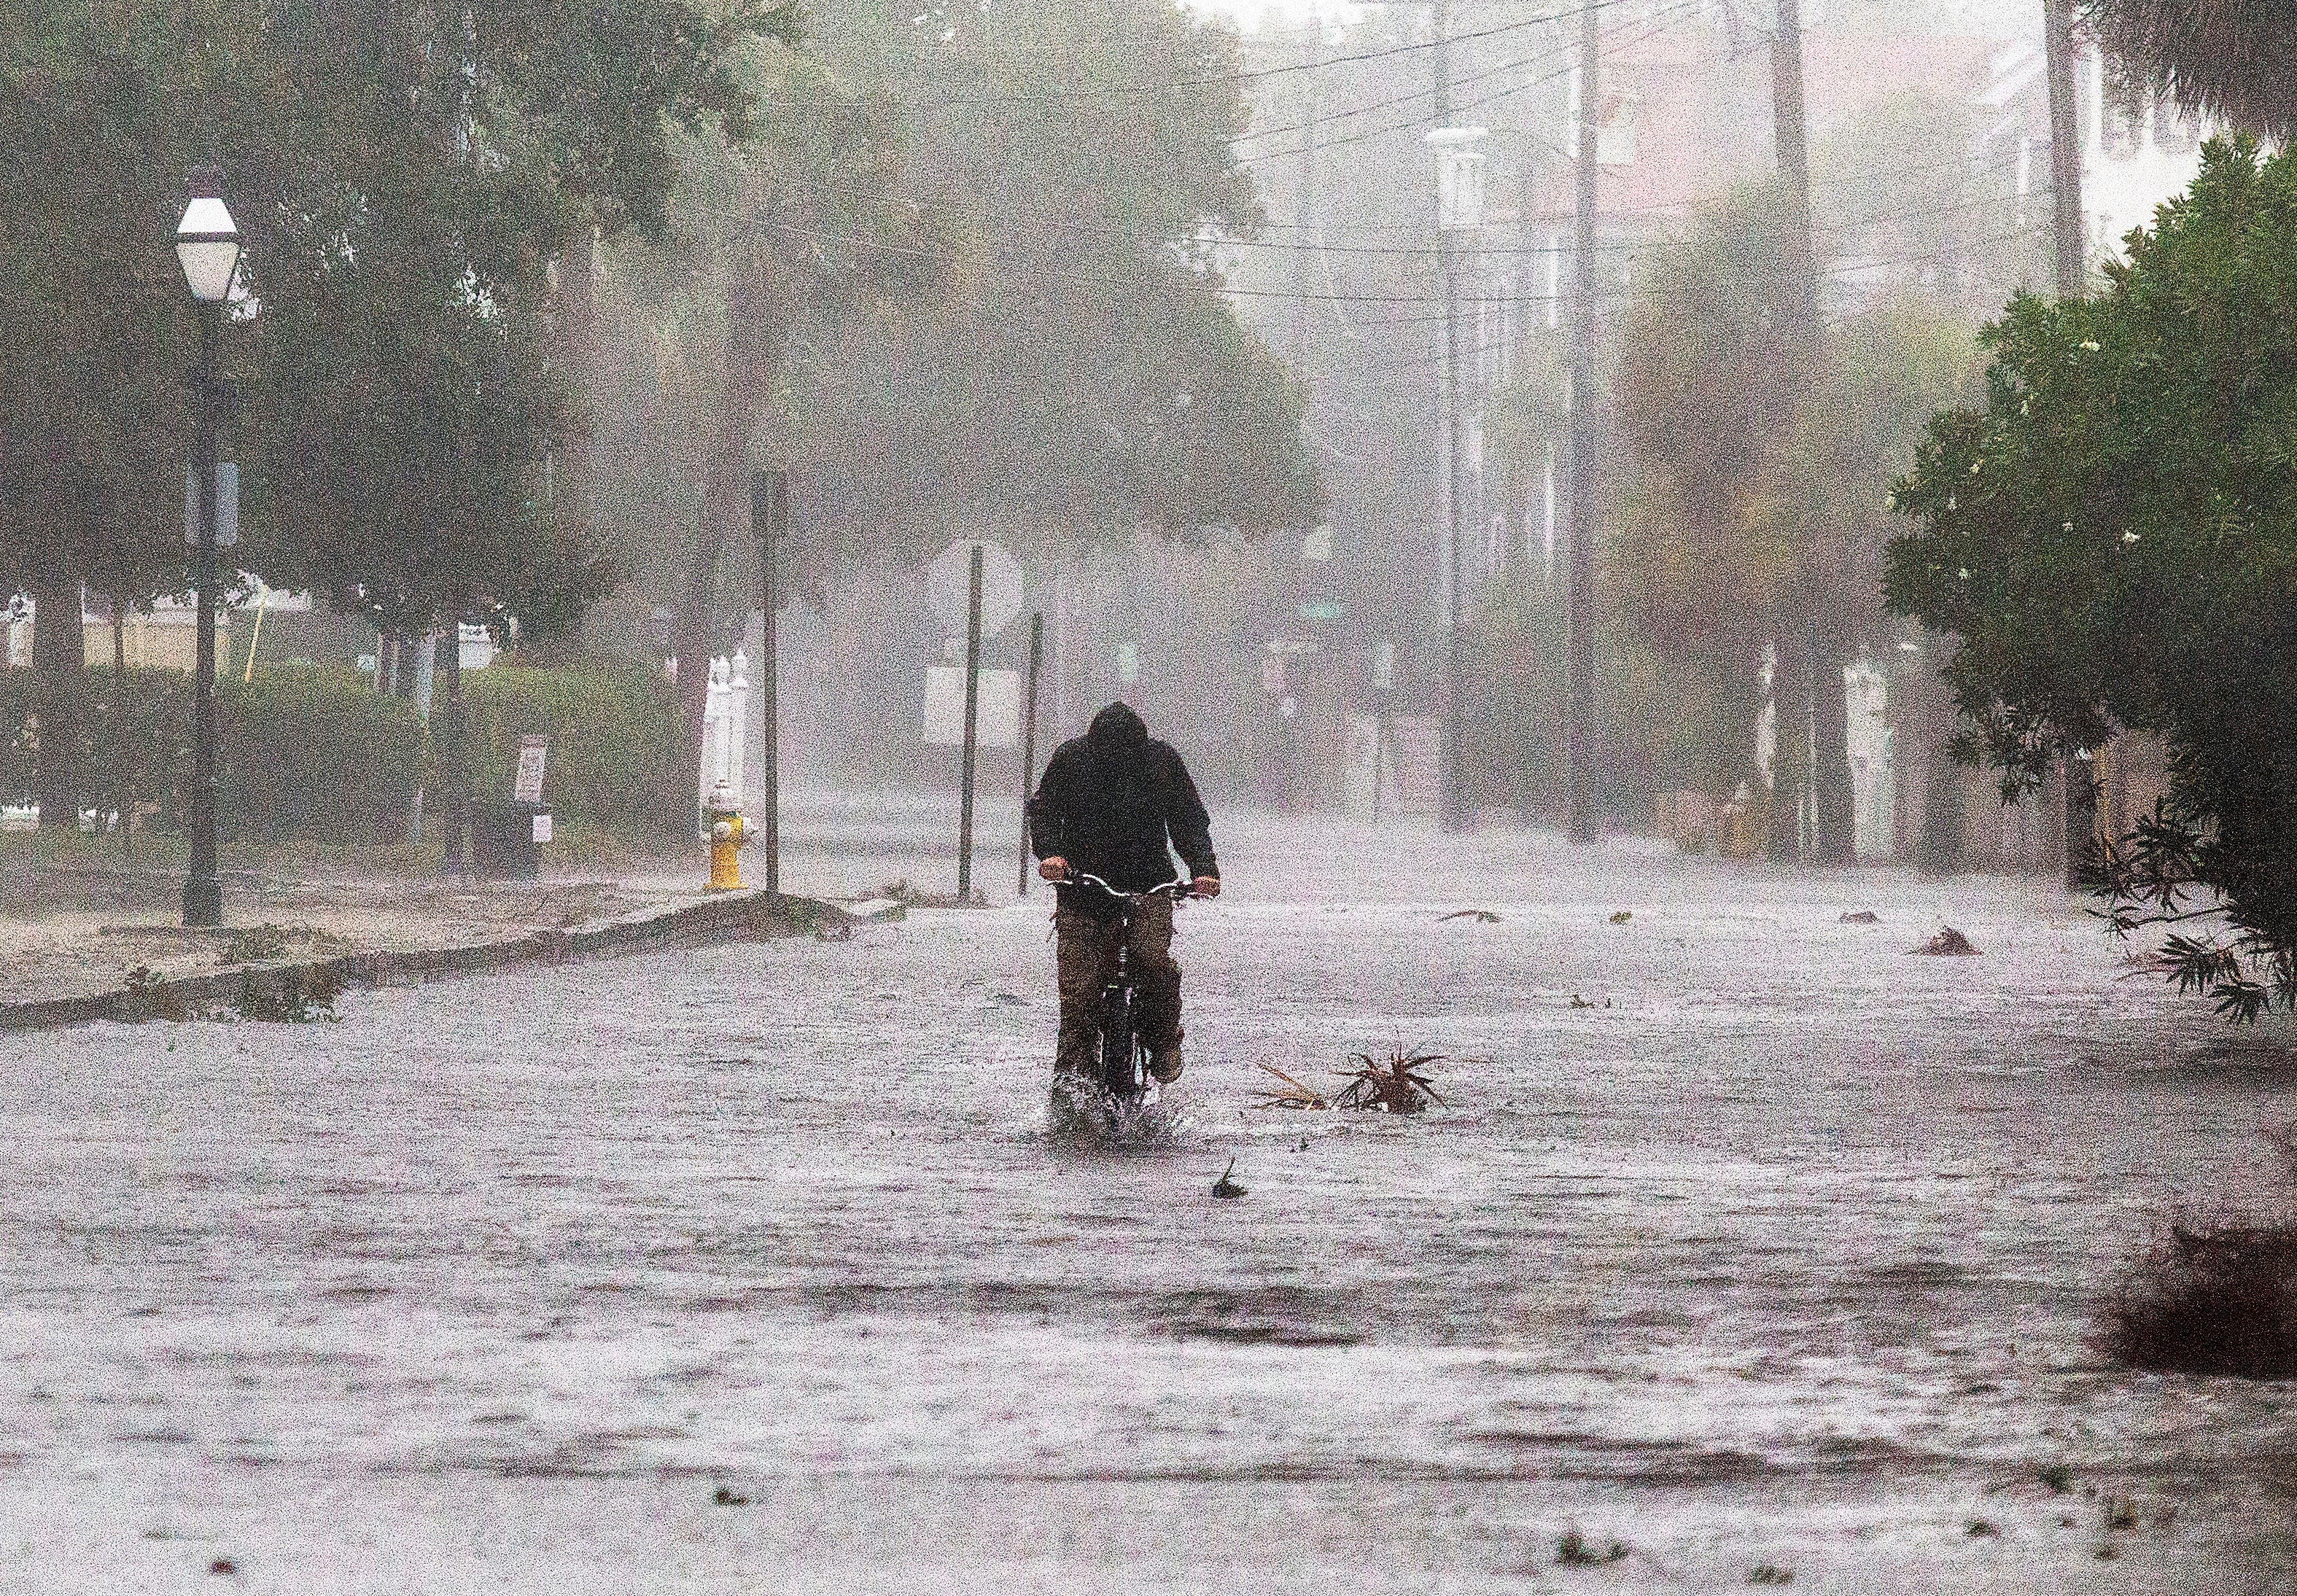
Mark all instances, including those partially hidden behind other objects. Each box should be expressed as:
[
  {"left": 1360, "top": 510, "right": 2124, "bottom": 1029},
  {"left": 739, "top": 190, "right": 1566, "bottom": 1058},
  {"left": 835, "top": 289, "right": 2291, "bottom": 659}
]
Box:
[
  {"left": 699, "top": 655, "right": 734, "bottom": 828},
  {"left": 727, "top": 649, "right": 749, "bottom": 806}
]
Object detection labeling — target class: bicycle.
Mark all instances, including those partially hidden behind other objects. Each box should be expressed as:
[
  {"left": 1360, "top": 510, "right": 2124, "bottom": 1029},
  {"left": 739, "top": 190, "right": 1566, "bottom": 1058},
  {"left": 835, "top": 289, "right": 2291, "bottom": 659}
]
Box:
[{"left": 1060, "top": 871, "right": 1196, "bottom": 1108}]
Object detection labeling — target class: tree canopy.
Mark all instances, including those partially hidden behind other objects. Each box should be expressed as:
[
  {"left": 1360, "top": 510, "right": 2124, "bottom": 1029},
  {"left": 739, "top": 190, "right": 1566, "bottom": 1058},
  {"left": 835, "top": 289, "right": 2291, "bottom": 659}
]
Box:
[
  {"left": 2082, "top": 0, "right": 2296, "bottom": 141},
  {"left": 1613, "top": 184, "right": 1975, "bottom": 809},
  {"left": 1886, "top": 138, "right": 2297, "bottom": 1019}
]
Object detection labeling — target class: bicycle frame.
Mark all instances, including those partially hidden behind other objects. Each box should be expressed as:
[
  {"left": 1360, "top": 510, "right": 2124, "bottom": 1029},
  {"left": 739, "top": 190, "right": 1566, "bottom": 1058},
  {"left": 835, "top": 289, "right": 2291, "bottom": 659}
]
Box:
[{"left": 1060, "top": 873, "right": 1192, "bottom": 1102}]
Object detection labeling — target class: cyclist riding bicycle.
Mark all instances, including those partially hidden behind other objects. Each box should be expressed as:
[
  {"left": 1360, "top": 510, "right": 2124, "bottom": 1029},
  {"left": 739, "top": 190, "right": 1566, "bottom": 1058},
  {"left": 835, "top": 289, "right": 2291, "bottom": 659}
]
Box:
[{"left": 1027, "top": 702, "right": 1221, "bottom": 1086}]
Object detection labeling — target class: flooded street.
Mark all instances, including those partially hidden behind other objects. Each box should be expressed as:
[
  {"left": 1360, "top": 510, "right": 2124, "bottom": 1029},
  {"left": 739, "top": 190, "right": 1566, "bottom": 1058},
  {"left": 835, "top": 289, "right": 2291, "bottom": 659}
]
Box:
[{"left": 4, "top": 807, "right": 2296, "bottom": 1592}]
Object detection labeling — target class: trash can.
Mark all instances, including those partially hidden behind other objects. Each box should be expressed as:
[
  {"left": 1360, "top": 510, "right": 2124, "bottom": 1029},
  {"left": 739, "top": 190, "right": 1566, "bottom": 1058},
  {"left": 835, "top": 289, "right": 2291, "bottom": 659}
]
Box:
[{"left": 472, "top": 801, "right": 540, "bottom": 879}]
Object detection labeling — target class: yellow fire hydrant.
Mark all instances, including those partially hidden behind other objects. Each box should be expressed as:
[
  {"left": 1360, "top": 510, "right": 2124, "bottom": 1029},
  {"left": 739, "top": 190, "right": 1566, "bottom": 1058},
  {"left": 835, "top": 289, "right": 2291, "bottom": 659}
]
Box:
[{"left": 707, "top": 806, "right": 745, "bottom": 892}]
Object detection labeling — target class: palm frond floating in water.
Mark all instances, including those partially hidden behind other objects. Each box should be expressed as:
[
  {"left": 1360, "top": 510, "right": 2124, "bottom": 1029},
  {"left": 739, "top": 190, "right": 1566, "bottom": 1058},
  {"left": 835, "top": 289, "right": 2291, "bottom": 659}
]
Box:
[
  {"left": 1252, "top": 1061, "right": 1329, "bottom": 1110},
  {"left": 1335, "top": 1047, "right": 1447, "bottom": 1113}
]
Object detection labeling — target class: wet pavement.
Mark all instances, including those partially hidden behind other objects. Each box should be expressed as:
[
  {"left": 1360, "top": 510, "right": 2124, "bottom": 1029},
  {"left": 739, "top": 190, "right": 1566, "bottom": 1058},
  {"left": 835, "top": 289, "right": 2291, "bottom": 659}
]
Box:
[{"left": 4, "top": 805, "right": 2296, "bottom": 1592}]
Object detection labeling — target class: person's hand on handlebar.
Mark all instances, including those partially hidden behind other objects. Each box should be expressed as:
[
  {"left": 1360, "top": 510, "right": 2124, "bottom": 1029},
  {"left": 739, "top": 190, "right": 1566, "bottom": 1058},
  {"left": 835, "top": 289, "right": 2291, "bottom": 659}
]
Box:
[
  {"left": 1039, "top": 856, "right": 1068, "bottom": 882},
  {"left": 1192, "top": 876, "right": 1221, "bottom": 899}
]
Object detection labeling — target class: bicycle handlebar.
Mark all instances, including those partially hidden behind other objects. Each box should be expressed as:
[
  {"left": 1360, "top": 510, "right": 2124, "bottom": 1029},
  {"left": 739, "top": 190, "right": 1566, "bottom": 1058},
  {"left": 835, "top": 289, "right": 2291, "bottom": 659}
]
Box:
[{"left": 1059, "top": 870, "right": 1195, "bottom": 902}]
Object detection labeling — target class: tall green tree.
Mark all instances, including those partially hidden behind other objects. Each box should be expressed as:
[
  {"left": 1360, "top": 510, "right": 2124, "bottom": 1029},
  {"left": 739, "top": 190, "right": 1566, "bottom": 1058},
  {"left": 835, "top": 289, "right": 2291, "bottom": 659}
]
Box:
[
  {"left": 781, "top": 0, "right": 1321, "bottom": 567},
  {"left": 1886, "top": 139, "right": 2297, "bottom": 1019},
  {"left": 1617, "top": 187, "right": 1974, "bottom": 838},
  {"left": 0, "top": 0, "right": 782, "bottom": 836},
  {"left": 0, "top": 11, "right": 209, "bottom": 820}
]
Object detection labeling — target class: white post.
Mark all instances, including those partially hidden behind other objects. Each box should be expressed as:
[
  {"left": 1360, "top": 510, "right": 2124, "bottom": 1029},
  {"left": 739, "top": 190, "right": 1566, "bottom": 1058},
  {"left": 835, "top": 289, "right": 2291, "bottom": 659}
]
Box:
[
  {"left": 727, "top": 649, "right": 749, "bottom": 807},
  {"left": 700, "top": 655, "right": 732, "bottom": 825}
]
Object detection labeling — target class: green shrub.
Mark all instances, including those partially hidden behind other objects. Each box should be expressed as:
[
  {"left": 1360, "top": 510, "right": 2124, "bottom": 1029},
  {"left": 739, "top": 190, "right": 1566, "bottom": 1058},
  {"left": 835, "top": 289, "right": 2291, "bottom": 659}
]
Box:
[
  {"left": 0, "top": 667, "right": 191, "bottom": 821},
  {"left": 217, "top": 666, "right": 425, "bottom": 844},
  {"left": 462, "top": 661, "right": 687, "bottom": 841},
  {"left": 3, "top": 658, "right": 684, "bottom": 847}
]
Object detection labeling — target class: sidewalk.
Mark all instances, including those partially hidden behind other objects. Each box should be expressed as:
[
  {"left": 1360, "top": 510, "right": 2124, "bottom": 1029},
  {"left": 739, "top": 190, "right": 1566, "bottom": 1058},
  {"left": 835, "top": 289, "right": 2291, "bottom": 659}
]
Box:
[{"left": 0, "top": 865, "right": 854, "bottom": 1031}]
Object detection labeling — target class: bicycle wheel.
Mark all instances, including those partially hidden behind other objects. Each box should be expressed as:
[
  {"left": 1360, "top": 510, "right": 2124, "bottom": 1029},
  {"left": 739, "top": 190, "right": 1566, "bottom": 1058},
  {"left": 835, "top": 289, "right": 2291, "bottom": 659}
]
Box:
[{"left": 1100, "top": 982, "right": 1136, "bottom": 1099}]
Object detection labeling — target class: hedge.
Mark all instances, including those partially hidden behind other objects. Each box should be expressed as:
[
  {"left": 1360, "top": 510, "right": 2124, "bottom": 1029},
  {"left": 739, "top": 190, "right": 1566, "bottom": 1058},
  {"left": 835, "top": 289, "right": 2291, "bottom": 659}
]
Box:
[
  {"left": 462, "top": 662, "right": 688, "bottom": 840},
  {"left": 1, "top": 661, "right": 687, "bottom": 846}
]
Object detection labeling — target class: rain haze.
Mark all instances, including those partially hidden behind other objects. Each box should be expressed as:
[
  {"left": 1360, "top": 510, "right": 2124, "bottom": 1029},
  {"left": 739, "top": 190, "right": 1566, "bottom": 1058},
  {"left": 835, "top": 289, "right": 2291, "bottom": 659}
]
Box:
[{"left": 5, "top": 0, "right": 2296, "bottom": 1590}]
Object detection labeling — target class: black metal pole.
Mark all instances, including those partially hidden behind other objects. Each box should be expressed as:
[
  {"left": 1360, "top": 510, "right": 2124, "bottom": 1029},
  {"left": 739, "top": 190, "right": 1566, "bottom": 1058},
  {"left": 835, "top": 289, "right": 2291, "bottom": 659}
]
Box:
[
  {"left": 1434, "top": 0, "right": 1472, "bottom": 836},
  {"left": 753, "top": 470, "right": 785, "bottom": 894},
  {"left": 2043, "top": 0, "right": 2095, "bottom": 884},
  {"left": 1017, "top": 612, "right": 1044, "bottom": 898},
  {"left": 956, "top": 545, "right": 984, "bottom": 902},
  {"left": 1563, "top": 0, "right": 1601, "bottom": 845},
  {"left": 184, "top": 304, "right": 222, "bottom": 927}
]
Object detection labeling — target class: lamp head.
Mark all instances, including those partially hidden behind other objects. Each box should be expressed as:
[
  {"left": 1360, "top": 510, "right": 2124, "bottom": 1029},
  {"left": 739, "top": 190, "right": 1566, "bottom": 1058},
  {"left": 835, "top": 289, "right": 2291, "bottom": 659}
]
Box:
[{"left": 175, "top": 164, "right": 241, "bottom": 305}]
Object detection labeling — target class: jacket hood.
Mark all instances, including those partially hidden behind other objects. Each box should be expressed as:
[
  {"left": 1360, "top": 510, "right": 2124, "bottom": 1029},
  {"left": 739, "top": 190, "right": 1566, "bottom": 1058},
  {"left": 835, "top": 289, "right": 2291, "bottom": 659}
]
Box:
[{"left": 1087, "top": 701, "right": 1149, "bottom": 751}]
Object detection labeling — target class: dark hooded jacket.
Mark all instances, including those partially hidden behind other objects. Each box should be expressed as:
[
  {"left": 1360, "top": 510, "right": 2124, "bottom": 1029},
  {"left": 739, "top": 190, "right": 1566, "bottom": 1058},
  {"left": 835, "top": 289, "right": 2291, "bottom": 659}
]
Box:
[{"left": 1028, "top": 703, "right": 1218, "bottom": 916}]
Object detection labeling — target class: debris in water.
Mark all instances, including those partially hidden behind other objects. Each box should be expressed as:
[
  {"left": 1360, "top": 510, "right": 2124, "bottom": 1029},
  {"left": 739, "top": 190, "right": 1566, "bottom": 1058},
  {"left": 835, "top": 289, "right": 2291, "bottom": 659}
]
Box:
[
  {"left": 712, "top": 1485, "right": 750, "bottom": 1506},
  {"left": 1964, "top": 1518, "right": 1999, "bottom": 1538},
  {"left": 1913, "top": 927, "right": 1981, "bottom": 957},
  {"left": 209, "top": 1559, "right": 237, "bottom": 1576},
  {"left": 1211, "top": 1158, "right": 1246, "bottom": 1199},
  {"left": 1439, "top": 908, "right": 1500, "bottom": 923},
  {"left": 1609, "top": 910, "right": 1633, "bottom": 924},
  {"left": 1337, "top": 1047, "right": 1446, "bottom": 1113},
  {"left": 1251, "top": 1062, "right": 1329, "bottom": 1110},
  {"left": 1749, "top": 1566, "right": 1793, "bottom": 1586},
  {"left": 1840, "top": 909, "right": 1881, "bottom": 924},
  {"left": 1556, "top": 1527, "right": 1626, "bottom": 1565}
]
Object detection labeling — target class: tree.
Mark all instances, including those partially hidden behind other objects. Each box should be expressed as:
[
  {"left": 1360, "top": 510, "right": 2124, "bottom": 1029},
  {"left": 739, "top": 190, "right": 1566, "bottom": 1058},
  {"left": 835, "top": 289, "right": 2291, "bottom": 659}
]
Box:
[
  {"left": 1, "top": 0, "right": 782, "bottom": 843},
  {"left": 1616, "top": 187, "right": 1975, "bottom": 843},
  {"left": 2081, "top": 0, "right": 2296, "bottom": 140},
  {"left": 583, "top": 0, "right": 1318, "bottom": 804},
  {"left": 1886, "top": 139, "right": 2297, "bottom": 1019},
  {"left": 780, "top": 0, "right": 1321, "bottom": 569},
  {"left": 0, "top": 12, "right": 209, "bottom": 821}
]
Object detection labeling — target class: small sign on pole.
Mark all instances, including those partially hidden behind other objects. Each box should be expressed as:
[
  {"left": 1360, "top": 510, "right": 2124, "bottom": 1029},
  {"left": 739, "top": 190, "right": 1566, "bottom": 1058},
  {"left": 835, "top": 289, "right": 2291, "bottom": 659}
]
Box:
[
  {"left": 184, "top": 462, "right": 238, "bottom": 548},
  {"left": 923, "top": 668, "right": 1019, "bottom": 747},
  {"left": 927, "top": 539, "right": 1025, "bottom": 639},
  {"left": 513, "top": 736, "right": 548, "bottom": 804}
]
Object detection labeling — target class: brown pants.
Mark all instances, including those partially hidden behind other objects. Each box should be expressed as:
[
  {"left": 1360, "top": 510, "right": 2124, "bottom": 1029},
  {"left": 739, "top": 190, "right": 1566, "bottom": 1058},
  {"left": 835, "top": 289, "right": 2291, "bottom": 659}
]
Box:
[{"left": 1055, "top": 898, "right": 1181, "bottom": 1074}]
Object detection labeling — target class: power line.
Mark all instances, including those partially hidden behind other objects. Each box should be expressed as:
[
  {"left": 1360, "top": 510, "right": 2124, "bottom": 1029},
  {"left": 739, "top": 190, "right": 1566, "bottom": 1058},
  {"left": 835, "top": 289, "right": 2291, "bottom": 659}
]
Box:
[
  {"left": 877, "top": 1, "right": 1663, "bottom": 109},
  {"left": 1235, "top": 0, "right": 1707, "bottom": 166}
]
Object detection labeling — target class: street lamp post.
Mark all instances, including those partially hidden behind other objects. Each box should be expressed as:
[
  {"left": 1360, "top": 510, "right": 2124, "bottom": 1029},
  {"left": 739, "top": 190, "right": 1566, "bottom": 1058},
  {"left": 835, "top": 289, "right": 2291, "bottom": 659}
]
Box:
[{"left": 175, "top": 165, "right": 241, "bottom": 929}]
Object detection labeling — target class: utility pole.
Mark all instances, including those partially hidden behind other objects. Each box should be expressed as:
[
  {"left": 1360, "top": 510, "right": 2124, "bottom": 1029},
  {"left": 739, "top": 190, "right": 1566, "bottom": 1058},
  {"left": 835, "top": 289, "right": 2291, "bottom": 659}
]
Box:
[
  {"left": 1434, "top": 0, "right": 1472, "bottom": 835},
  {"left": 2043, "top": 0, "right": 2095, "bottom": 886},
  {"left": 1771, "top": 0, "right": 1854, "bottom": 866},
  {"left": 1563, "top": 0, "right": 1600, "bottom": 845},
  {"left": 1289, "top": 23, "right": 1322, "bottom": 370}
]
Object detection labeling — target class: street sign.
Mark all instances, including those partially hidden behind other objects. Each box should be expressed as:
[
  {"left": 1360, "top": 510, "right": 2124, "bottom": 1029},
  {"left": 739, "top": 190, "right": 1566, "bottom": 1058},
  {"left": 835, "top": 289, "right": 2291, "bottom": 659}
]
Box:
[
  {"left": 1299, "top": 600, "right": 1346, "bottom": 623},
  {"left": 184, "top": 462, "right": 238, "bottom": 548},
  {"left": 922, "top": 667, "right": 1019, "bottom": 748},
  {"left": 927, "top": 540, "right": 1024, "bottom": 639},
  {"left": 513, "top": 736, "right": 548, "bottom": 803}
]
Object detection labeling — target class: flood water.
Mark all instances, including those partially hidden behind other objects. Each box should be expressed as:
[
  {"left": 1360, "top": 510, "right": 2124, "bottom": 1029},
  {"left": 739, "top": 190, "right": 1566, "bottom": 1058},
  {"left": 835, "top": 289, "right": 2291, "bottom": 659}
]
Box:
[{"left": 4, "top": 808, "right": 2296, "bottom": 1592}]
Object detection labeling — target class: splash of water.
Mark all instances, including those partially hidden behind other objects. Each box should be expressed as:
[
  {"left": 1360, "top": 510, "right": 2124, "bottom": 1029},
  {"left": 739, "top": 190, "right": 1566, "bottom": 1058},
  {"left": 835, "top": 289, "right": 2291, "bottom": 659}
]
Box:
[{"left": 1041, "top": 1075, "right": 1192, "bottom": 1149}]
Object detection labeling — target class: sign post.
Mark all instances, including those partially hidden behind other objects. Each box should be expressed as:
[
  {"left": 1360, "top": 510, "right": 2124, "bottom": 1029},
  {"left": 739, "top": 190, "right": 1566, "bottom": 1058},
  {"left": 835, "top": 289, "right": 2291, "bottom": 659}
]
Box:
[
  {"left": 513, "top": 736, "right": 548, "bottom": 803},
  {"left": 1017, "top": 612, "right": 1044, "bottom": 898},
  {"left": 956, "top": 545, "right": 985, "bottom": 902},
  {"left": 752, "top": 470, "right": 785, "bottom": 893}
]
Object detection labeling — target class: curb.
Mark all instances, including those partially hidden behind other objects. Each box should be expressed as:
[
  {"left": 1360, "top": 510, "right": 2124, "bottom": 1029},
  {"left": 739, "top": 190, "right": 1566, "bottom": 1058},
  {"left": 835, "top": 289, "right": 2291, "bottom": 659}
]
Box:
[{"left": 0, "top": 889, "right": 855, "bottom": 1036}]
